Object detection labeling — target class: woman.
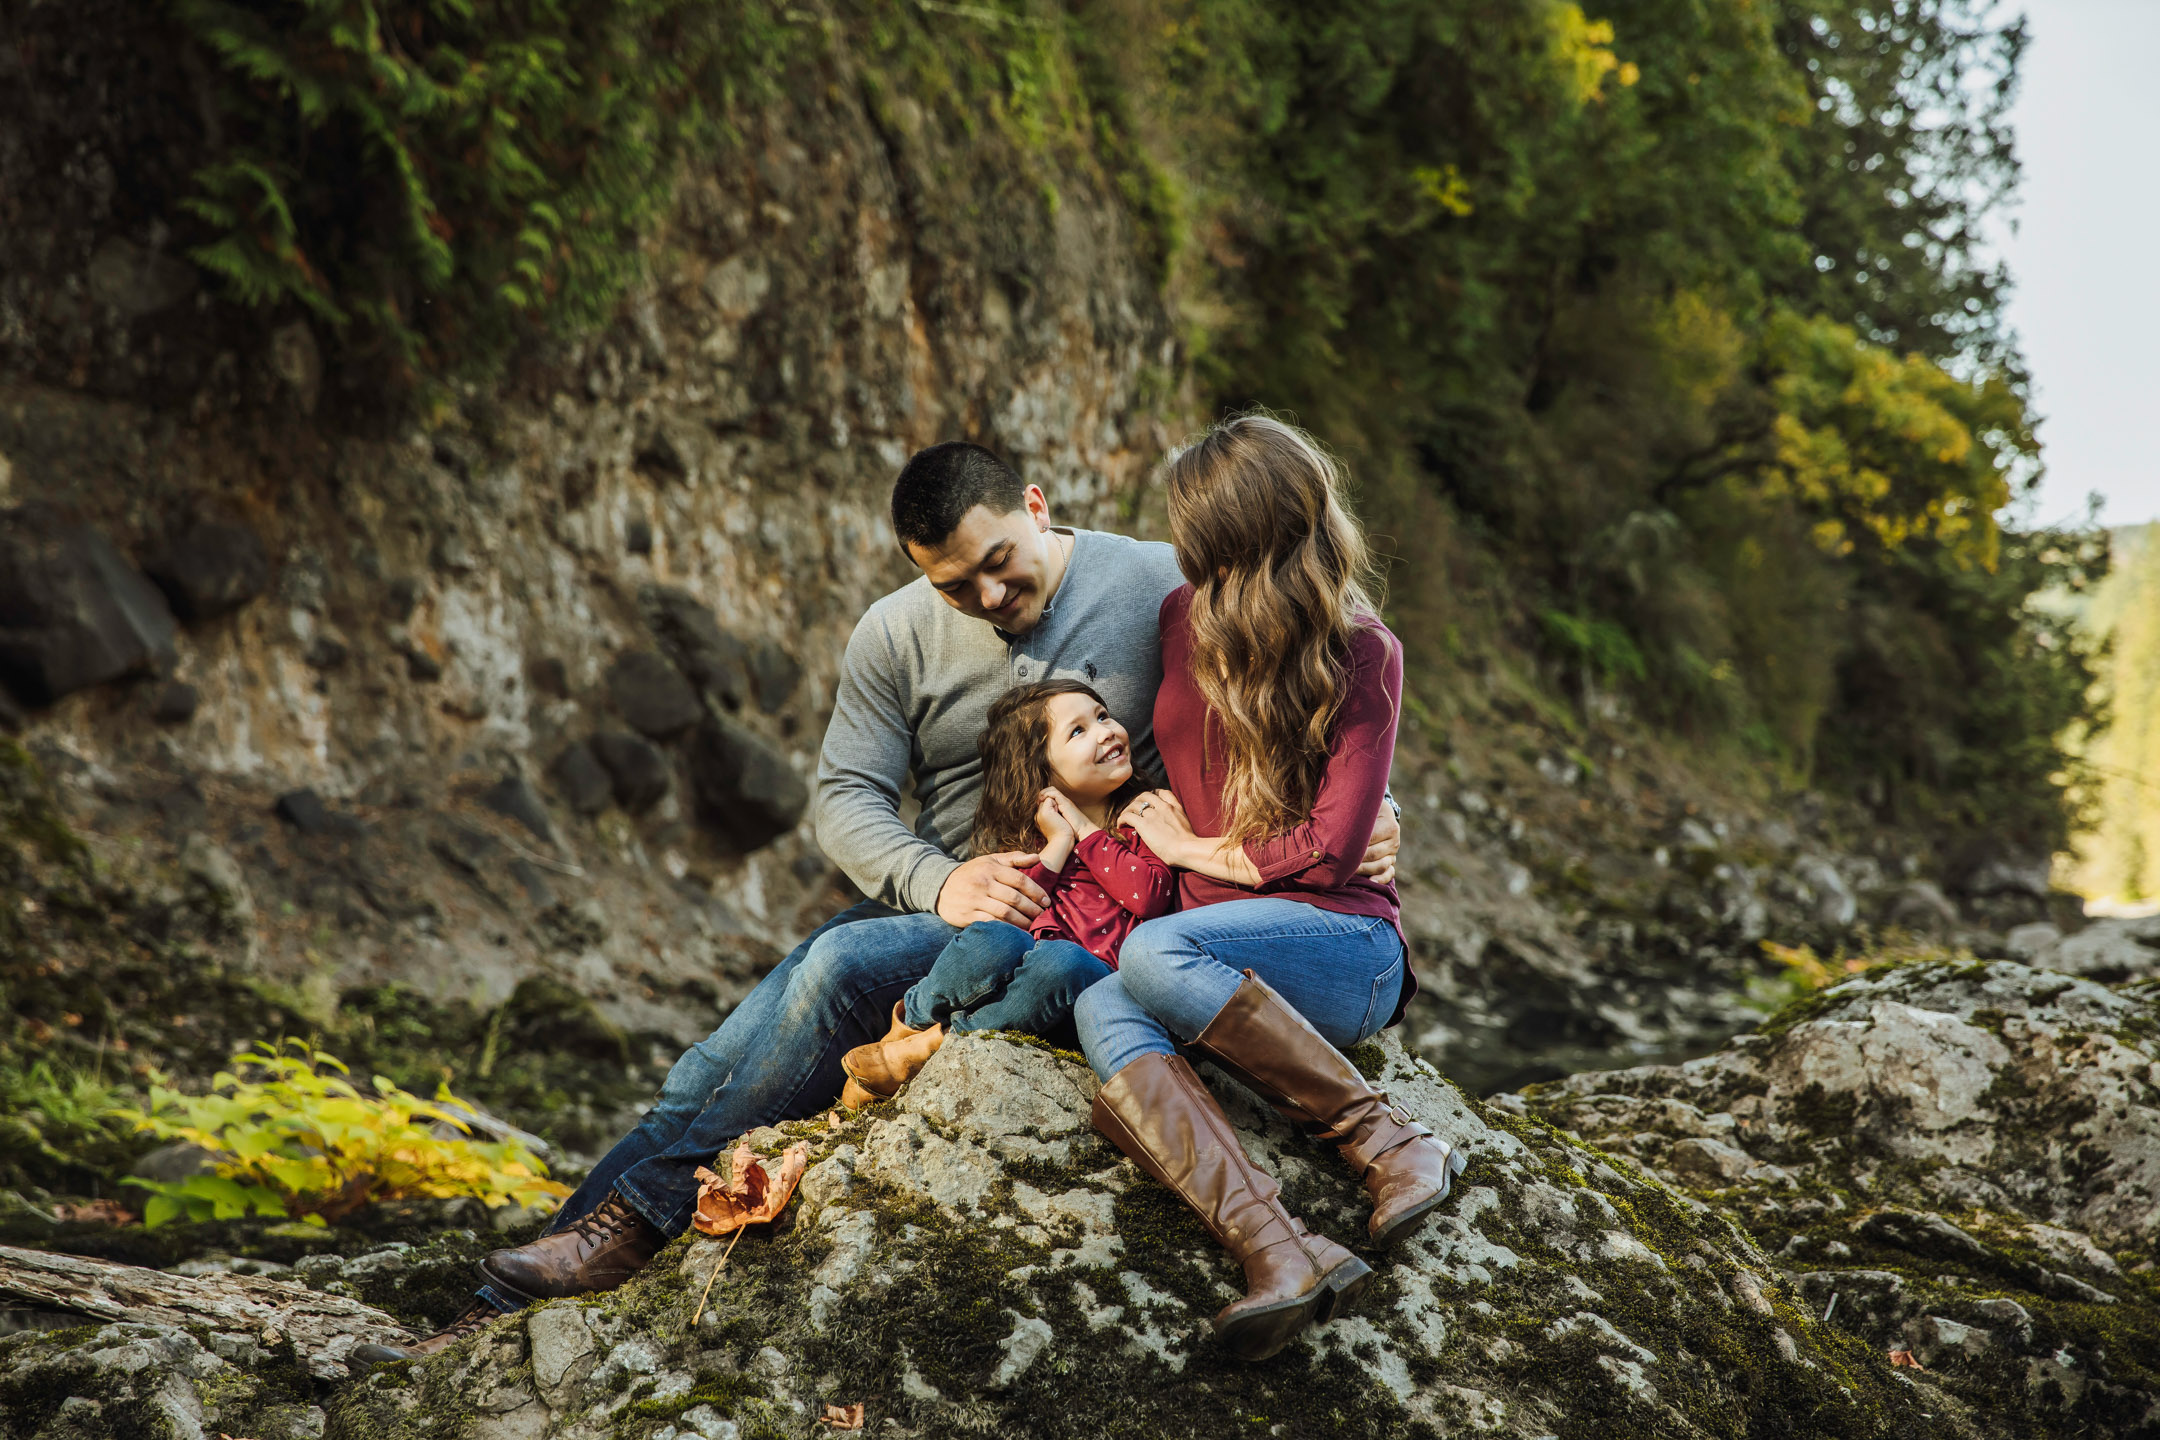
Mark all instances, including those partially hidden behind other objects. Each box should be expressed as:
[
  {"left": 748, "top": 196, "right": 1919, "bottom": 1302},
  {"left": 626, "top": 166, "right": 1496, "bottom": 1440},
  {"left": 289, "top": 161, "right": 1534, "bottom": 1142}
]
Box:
[{"left": 1074, "top": 414, "right": 1465, "bottom": 1362}]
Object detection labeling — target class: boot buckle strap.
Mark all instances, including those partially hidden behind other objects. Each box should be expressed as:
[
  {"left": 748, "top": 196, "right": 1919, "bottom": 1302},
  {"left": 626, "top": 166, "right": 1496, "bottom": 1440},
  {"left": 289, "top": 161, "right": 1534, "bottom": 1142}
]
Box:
[{"left": 1341, "top": 1115, "right": 1433, "bottom": 1172}]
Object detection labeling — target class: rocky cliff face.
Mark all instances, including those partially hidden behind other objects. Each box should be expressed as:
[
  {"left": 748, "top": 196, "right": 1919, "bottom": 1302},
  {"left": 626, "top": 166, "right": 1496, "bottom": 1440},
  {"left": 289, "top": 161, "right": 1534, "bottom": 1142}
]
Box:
[
  {"left": 0, "top": 36, "right": 1172, "bottom": 1058},
  {"left": 0, "top": 10, "right": 2024, "bottom": 1124}
]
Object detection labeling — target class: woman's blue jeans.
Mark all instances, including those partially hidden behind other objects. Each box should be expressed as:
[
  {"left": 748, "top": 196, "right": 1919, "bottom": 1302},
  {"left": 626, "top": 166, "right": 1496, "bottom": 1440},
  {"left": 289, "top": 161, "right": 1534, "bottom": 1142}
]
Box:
[
  {"left": 1073, "top": 898, "right": 1405, "bottom": 1081},
  {"left": 902, "top": 921, "right": 1113, "bottom": 1044}
]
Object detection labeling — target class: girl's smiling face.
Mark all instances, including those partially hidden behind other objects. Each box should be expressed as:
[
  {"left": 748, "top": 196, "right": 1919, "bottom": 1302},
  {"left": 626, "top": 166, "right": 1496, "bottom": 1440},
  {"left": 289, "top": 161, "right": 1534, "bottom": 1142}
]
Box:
[{"left": 1042, "top": 690, "right": 1132, "bottom": 802}]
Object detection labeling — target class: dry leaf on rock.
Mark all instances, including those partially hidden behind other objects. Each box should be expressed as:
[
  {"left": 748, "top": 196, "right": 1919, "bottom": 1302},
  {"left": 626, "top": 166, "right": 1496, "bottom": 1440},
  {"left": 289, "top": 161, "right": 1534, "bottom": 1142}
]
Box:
[
  {"left": 691, "top": 1140, "right": 809, "bottom": 1235},
  {"left": 817, "top": 1402, "right": 865, "bottom": 1429},
  {"left": 51, "top": 1200, "right": 135, "bottom": 1225},
  {"left": 1888, "top": 1349, "right": 1925, "bottom": 1368}
]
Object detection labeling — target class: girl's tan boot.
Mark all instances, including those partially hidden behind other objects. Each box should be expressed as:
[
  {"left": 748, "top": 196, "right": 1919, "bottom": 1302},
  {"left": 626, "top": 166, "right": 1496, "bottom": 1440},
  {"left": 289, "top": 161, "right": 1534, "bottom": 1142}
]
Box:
[{"left": 840, "top": 1002, "right": 946, "bottom": 1105}]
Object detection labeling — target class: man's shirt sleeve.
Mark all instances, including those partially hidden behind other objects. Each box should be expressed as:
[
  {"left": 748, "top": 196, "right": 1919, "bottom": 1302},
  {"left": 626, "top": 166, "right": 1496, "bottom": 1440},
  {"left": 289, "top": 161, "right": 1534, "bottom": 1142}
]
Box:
[{"left": 813, "top": 611, "right": 960, "bottom": 914}]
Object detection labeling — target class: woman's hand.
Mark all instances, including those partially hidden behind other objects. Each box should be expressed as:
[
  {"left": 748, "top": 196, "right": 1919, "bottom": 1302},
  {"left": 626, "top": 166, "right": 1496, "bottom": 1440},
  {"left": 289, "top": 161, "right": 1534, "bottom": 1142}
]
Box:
[
  {"left": 1124, "top": 790, "right": 1262, "bottom": 886},
  {"left": 1357, "top": 801, "right": 1400, "bottom": 886},
  {"left": 1122, "top": 790, "right": 1198, "bottom": 865}
]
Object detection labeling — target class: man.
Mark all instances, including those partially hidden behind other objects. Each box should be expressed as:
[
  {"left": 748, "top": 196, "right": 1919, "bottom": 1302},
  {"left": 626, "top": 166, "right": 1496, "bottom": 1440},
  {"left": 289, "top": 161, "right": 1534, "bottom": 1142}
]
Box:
[{"left": 356, "top": 442, "right": 1400, "bottom": 1361}]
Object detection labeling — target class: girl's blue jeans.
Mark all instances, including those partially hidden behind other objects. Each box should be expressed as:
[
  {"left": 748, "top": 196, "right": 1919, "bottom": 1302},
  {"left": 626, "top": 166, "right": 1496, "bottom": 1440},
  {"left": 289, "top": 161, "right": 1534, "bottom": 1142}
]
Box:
[
  {"left": 902, "top": 920, "right": 1112, "bottom": 1045},
  {"left": 1073, "top": 898, "right": 1405, "bottom": 1081}
]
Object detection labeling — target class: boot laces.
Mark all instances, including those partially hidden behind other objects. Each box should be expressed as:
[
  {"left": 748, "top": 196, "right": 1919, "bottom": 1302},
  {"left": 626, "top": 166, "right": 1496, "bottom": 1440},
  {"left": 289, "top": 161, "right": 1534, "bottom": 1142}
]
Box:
[
  {"left": 445, "top": 1299, "right": 501, "bottom": 1339},
  {"left": 570, "top": 1197, "right": 636, "bottom": 1245}
]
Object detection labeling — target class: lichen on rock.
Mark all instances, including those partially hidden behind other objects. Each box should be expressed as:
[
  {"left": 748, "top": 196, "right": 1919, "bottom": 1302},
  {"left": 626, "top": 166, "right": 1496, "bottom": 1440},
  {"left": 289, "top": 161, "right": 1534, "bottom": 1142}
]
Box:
[
  {"left": 1518, "top": 958, "right": 2160, "bottom": 1438},
  {"left": 308, "top": 1031, "right": 1965, "bottom": 1439}
]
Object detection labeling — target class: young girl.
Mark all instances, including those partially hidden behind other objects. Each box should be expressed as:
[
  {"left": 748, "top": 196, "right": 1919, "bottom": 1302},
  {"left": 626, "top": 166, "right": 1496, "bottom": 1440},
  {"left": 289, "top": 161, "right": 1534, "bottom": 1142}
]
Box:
[{"left": 840, "top": 679, "right": 1175, "bottom": 1104}]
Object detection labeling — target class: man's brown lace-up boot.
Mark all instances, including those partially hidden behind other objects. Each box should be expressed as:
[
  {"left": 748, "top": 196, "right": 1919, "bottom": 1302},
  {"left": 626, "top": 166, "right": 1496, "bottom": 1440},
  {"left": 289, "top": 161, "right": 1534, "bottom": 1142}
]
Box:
[
  {"left": 1194, "top": 971, "right": 1467, "bottom": 1246},
  {"left": 478, "top": 1191, "right": 666, "bottom": 1301},
  {"left": 1091, "top": 1052, "right": 1370, "bottom": 1360},
  {"left": 349, "top": 1299, "right": 506, "bottom": 1367}
]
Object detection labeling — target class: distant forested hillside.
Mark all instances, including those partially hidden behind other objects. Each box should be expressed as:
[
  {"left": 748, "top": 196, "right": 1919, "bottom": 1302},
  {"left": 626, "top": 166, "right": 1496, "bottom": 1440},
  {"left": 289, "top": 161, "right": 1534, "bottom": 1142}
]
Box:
[
  {"left": 0, "top": 0, "right": 2103, "bottom": 854},
  {"left": 2065, "top": 524, "right": 2160, "bottom": 903}
]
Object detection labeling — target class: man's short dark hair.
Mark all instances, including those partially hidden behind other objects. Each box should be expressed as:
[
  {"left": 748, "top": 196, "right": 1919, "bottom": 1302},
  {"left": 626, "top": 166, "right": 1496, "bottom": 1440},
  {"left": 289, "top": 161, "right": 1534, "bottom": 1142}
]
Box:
[{"left": 890, "top": 442, "right": 1028, "bottom": 553}]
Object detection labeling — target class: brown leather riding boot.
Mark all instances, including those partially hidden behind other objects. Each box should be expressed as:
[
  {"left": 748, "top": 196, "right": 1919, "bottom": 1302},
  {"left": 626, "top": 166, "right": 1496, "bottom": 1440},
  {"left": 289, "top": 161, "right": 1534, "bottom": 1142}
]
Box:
[
  {"left": 840, "top": 1001, "right": 945, "bottom": 1104},
  {"left": 478, "top": 1190, "right": 666, "bottom": 1301},
  {"left": 1194, "top": 971, "right": 1467, "bottom": 1247},
  {"left": 349, "top": 1298, "right": 507, "bottom": 1367},
  {"left": 1092, "top": 1052, "right": 1370, "bottom": 1360}
]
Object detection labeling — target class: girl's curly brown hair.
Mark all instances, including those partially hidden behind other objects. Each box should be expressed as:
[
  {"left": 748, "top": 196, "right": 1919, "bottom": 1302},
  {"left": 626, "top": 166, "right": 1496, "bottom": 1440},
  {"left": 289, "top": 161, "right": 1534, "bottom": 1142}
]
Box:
[{"left": 969, "top": 679, "right": 1159, "bottom": 856}]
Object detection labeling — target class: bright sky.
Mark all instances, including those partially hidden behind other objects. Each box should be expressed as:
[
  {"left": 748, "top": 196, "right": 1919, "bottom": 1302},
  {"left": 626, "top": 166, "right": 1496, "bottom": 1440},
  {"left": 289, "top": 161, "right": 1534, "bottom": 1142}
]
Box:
[{"left": 1993, "top": 0, "right": 2160, "bottom": 530}]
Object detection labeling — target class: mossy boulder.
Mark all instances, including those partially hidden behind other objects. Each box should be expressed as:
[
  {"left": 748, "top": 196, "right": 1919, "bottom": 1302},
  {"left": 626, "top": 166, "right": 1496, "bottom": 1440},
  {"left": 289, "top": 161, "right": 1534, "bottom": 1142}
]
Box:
[
  {"left": 1517, "top": 959, "right": 2160, "bottom": 1438},
  {"left": 315, "top": 1031, "right": 1957, "bottom": 1440}
]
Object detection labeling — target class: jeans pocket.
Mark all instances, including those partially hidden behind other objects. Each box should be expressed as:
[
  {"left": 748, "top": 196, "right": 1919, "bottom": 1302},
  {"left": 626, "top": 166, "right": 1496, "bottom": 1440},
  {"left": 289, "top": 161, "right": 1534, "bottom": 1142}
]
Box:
[{"left": 1357, "top": 952, "right": 1405, "bottom": 1044}]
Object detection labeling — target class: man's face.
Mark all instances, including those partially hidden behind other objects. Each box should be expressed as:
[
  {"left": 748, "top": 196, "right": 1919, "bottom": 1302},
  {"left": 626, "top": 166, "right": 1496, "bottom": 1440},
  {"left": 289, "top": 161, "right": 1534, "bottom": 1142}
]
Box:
[{"left": 908, "top": 486, "right": 1061, "bottom": 634}]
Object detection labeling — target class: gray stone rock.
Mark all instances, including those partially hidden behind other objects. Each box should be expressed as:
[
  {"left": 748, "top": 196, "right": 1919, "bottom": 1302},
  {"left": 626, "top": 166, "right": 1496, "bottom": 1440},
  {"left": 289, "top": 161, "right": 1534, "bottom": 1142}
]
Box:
[
  {"left": 2035, "top": 915, "right": 2160, "bottom": 981},
  {"left": 480, "top": 775, "right": 555, "bottom": 844},
  {"left": 274, "top": 788, "right": 363, "bottom": 839},
  {"left": 1953, "top": 844, "right": 2052, "bottom": 900},
  {"left": 607, "top": 650, "right": 703, "bottom": 738},
  {"left": 1881, "top": 880, "right": 1960, "bottom": 936},
  {"left": 130, "top": 1140, "right": 218, "bottom": 1184},
  {"left": 152, "top": 681, "right": 200, "bottom": 723},
  {"left": 1524, "top": 958, "right": 2160, "bottom": 1430},
  {"left": 589, "top": 729, "right": 671, "bottom": 813},
  {"left": 179, "top": 833, "right": 254, "bottom": 929},
  {"left": 86, "top": 237, "right": 197, "bottom": 317},
  {"left": 0, "top": 505, "right": 177, "bottom": 705},
  {"left": 641, "top": 585, "right": 750, "bottom": 709},
  {"left": 1667, "top": 1136, "right": 1758, "bottom": 1188},
  {"left": 2004, "top": 921, "right": 2062, "bottom": 961},
  {"left": 1790, "top": 853, "right": 1858, "bottom": 929},
  {"left": 144, "top": 521, "right": 271, "bottom": 622},
  {"left": 547, "top": 740, "right": 614, "bottom": 816},
  {"left": 748, "top": 638, "right": 801, "bottom": 713},
  {"left": 687, "top": 715, "right": 808, "bottom": 851},
  {"left": 526, "top": 1305, "right": 595, "bottom": 1405}
]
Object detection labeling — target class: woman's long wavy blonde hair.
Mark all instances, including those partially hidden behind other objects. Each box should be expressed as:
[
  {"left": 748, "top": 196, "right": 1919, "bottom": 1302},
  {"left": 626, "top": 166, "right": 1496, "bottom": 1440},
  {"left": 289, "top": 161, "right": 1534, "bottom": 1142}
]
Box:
[{"left": 1164, "top": 413, "right": 1380, "bottom": 845}]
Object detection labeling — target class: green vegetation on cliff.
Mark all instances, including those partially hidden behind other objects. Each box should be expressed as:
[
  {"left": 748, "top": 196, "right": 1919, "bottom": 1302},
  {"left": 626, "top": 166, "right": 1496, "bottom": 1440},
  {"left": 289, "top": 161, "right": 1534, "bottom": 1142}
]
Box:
[{"left": 10, "top": 0, "right": 2102, "bottom": 851}]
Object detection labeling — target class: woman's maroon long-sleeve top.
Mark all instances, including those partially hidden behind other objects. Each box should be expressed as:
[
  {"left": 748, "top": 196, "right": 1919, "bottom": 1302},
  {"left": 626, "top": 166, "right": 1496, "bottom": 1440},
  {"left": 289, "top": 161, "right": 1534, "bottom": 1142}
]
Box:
[{"left": 1153, "top": 584, "right": 1408, "bottom": 956}]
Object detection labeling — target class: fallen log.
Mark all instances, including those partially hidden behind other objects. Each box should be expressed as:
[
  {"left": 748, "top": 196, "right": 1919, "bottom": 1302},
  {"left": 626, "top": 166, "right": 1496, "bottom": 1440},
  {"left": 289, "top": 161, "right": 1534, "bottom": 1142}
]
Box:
[{"left": 0, "top": 1243, "right": 413, "bottom": 1369}]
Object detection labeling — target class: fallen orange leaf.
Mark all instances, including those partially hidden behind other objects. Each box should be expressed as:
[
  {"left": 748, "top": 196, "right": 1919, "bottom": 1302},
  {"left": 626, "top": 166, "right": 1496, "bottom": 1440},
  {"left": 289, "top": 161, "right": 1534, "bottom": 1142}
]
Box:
[
  {"left": 817, "top": 1402, "right": 865, "bottom": 1429},
  {"left": 52, "top": 1199, "right": 135, "bottom": 1225},
  {"left": 692, "top": 1140, "right": 810, "bottom": 1236},
  {"left": 1888, "top": 1349, "right": 1924, "bottom": 1369}
]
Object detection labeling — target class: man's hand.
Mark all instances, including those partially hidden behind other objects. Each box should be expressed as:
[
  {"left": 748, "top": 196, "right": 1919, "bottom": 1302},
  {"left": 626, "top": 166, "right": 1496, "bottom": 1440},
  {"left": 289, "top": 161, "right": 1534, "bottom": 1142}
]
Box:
[
  {"left": 1358, "top": 802, "right": 1400, "bottom": 887},
  {"left": 936, "top": 852, "right": 1050, "bottom": 928}
]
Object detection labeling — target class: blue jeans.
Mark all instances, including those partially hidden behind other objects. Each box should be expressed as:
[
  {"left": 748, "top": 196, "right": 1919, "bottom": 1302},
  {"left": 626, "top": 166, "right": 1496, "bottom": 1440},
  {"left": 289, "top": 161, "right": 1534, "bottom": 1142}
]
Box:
[
  {"left": 468, "top": 901, "right": 956, "bottom": 1312},
  {"left": 1073, "top": 898, "right": 1405, "bottom": 1081},
  {"left": 902, "top": 921, "right": 1112, "bottom": 1044}
]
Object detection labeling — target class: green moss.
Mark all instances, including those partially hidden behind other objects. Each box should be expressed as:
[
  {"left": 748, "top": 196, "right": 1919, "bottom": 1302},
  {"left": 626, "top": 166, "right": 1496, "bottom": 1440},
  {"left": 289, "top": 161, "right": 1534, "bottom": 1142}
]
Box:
[{"left": 1343, "top": 1042, "right": 1387, "bottom": 1082}]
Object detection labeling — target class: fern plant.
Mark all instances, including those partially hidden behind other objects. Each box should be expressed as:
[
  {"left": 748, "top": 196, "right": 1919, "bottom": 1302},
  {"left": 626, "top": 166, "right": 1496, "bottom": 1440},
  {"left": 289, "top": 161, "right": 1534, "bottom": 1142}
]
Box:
[
  {"left": 169, "top": 0, "right": 794, "bottom": 373},
  {"left": 123, "top": 1039, "right": 567, "bottom": 1227}
]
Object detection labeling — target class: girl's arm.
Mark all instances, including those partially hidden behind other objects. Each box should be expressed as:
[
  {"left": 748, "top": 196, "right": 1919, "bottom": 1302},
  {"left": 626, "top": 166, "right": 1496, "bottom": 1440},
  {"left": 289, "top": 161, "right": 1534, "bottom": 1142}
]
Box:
[{"left": 1074, "top": 828, "right": 1178, "bottom": 919}]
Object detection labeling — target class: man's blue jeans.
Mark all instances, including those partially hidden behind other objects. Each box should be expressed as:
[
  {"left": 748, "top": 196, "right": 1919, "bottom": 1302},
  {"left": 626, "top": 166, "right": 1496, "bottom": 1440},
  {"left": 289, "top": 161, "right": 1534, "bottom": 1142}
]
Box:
[
  {"left": 901, "top": 920, "right": 1112, "bottom": 1045},
  {"left": 1072, "top": 898, "right": 1405, "bottom": 1081},
  {"left": 471, "top": 901, "right": 955, "bottom": 1312}
]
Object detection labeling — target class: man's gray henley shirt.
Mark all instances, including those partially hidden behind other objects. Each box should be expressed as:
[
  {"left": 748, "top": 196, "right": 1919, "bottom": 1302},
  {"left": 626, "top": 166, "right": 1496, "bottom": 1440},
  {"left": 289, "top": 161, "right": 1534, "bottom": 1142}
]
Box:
[{"left": 813, "top": 527, "right": 1187, "bottom": 914}]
